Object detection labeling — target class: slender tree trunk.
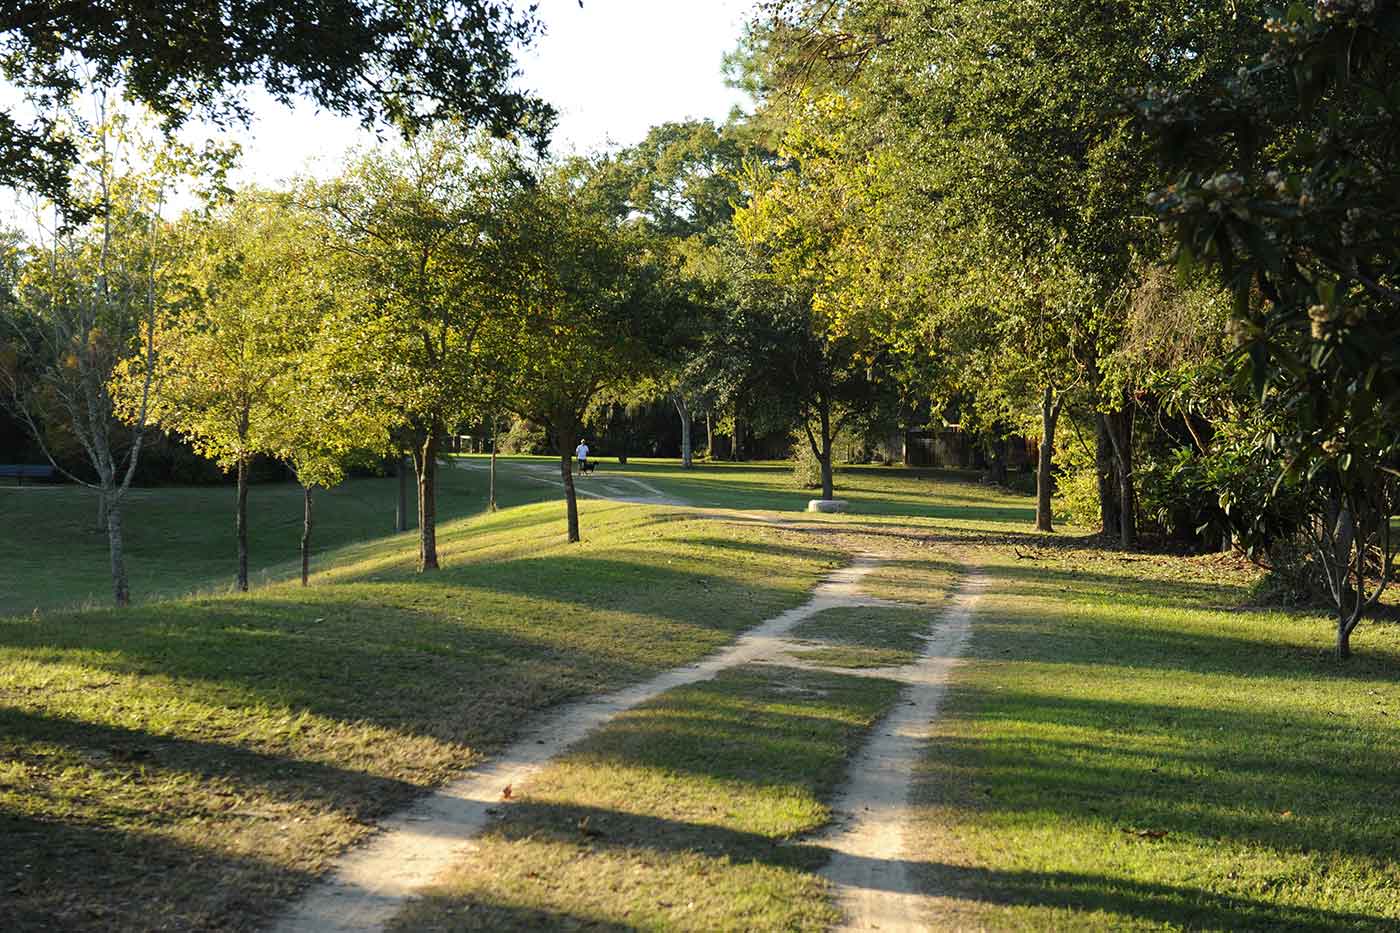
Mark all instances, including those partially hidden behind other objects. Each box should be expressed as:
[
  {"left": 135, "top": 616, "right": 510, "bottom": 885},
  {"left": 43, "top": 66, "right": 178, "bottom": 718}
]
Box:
[
  {"left": 558, "top": 425, "right": 581, "bottom": 543},
  {"left": 706, "top": 410, "right": 714, "bottom": 460},
  {"left": 489, "top": 415, "right": 498, "bottom": 513},
  {"left": 1035, "top": 388, "right": 1063, "bottom": 533},
  {"left": 733, "top": 418, "right": 744, "bottom": 462},
  {"left": 395, "top": 454, "right": 409, "bottom": 532},
  {"left": 809, "top": 401, "right": 835, "bottom": 500},
  {"left": 414, "top": 431, "right": 439, "bottom": 571},
  {"left": 1104, "top": 403, "right": 1137, "bottom": 549},
  {"left": 1095, "top": 412, "right": 1120, "bottom": 536},
  {"left": 95, "top": 489, "right": 106, "bottom": 533},
  {"left": 106, "top": 494, "right": 130, "bottom": 607},
  {"left": 674, "top": 394, "right": 693, "bottom": 468},
  {"left": 301, "top": 484, "right": 313, "bottom": 587},
  {"left": 236, "top": 456, "right": 250, "bottom": 592}
]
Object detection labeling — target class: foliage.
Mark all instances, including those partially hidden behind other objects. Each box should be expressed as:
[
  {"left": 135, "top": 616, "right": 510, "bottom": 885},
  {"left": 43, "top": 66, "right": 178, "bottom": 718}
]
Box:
[
  {"left": 1142, "top": 1, "right": 1400, "bottom": 655},
  {"left": 0, "top": 0, "right": 551, "bottom": 203}
]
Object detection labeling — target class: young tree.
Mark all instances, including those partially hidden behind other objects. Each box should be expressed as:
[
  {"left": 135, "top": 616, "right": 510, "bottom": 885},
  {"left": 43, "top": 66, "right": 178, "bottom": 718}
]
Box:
[
  {"left": 1, "top": 98, "right": 217, "bottom": 606},
  {"left": 311, "top": 131, "right": 526, "bottom": 570},
  {"left": 504, "top": 168, "right": 668, "bottom": 542},
  {"left": 128, "top": 195, "right": 315, "bottom": 591}
]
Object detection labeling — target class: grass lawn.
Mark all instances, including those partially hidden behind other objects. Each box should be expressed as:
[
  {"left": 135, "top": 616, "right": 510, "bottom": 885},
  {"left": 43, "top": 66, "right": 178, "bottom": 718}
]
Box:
[
  {"left": 0, "top": 500, "right": 847, "bottom": 931},
  {"left": 391, "top": 664, "right": 903, "bottom": 932},
  {"left": 0, "top": 463, "right": 556, "bottom": 617},
  {"left": 909, "top": 544, "right": 1400, "bottom": 931},
  {"left": 789, "top": 605, "right": 939, "bottom": 668}
]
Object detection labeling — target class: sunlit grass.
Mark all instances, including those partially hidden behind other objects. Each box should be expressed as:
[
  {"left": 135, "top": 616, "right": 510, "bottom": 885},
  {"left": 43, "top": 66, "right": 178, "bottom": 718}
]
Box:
[
  {"left": 909, "top": 546, "right": 1400, "bottom": 931},
  {"left": 0, "top": 502, "right": 845, "bottom": 931},
  {"left": 788, "top": 605, "right": 940, "bottom": 668},
  {"left": 392, "top": 665, "right": 903, "bottom": 932}
]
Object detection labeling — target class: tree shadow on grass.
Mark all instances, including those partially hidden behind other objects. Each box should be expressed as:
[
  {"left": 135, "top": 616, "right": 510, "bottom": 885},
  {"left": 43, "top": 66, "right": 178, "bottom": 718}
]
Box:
[{"left": 1, "top": 809, "right": 317, "bottom": 932}]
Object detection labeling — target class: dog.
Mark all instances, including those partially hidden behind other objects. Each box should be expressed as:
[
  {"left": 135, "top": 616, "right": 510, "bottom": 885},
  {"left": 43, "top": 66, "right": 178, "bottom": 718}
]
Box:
[{"left": 578, "top": 459, "right": 596, "bottom": 475}]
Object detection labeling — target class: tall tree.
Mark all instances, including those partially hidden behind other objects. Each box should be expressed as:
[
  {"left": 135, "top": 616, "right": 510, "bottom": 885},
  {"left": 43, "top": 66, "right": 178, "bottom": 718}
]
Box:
[{"left": 1143, "top": 2, "right": 1400, "bottom": 657}]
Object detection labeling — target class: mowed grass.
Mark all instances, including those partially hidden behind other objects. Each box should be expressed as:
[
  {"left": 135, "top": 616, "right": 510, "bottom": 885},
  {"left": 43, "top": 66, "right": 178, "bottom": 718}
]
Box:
[
  {"left": 0, "top": 462, "right": 556, "bottom": 616},
  {"left": 392, "top": 664, "right": 903, "bottom": 932},
  {"left": 909, "top": 546, "right": 1400, "bottom": 931},
  {"left": 459, "top": 454, "right": 1040, "bottom": 526},
  {"left": 789, "top": 605, "right": 939, "bottom": 668},
  {"left": 0, "top": 501, "right": 847, "bottom": 931}
]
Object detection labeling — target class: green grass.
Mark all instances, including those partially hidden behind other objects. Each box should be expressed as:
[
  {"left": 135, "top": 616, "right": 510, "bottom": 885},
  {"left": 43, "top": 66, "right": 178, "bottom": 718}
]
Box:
[
  {"left": 459, "top": 454, "right": 1040, "bottom": 525},
  {"left": 391, "top": 664, "right": 903, "bottom": 932},
  {"left": 908, "top": 546, "right": 1400, "bottom": 931},
  {"left": 0, "top": 463, "right": 556, "bottom": 616},
  {"left": 0, "top": 501, "right": 846, "bottom": 931},
  {"left": 789, "top": 605, "right": 939, "bottom": 668}
]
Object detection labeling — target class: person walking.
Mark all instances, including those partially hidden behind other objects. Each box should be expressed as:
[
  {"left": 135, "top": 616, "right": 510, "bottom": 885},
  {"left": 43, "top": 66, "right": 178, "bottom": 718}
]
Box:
[{"left": 575, "top": 438, "right": 590, "bottom": 475}]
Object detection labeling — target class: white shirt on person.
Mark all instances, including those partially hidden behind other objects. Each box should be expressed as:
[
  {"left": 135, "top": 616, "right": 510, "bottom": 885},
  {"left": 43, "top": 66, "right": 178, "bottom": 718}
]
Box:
[{"left": 575, "top": 443, "right": 589, "bottom": 461}]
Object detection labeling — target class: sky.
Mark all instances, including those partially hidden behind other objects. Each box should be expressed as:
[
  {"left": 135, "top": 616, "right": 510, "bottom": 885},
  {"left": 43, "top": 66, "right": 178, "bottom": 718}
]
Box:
[{"left": 226, "top": 0, "right": 757, "bottom": 188}]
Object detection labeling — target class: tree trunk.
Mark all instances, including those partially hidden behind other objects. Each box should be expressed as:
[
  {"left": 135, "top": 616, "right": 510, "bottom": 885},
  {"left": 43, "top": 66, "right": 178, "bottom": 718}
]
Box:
[
  {"left": 706, "top": 410, "right": 714, "bottom": 460},
  {"left": 732, "top": 418, "right": 744, "bottom": 462},
  {"left": 558, "top": 425, "right": 581, "bottom": 543},
  {"left": 395, "top": 454, "right": 410, "bottom": 532},
  {"left": 1095, "top": 412, "right": 1120, "bottom": 536},
  {"left": 1036, "top": 388, "right": 1062, "bottom": 532},
  {"left": 95, "top": 489, "right": 107, "bottom": 533},
  {"left": 301, "top": 484, "right": 313, "bottom": 586},
  {"left": 414, "top": 432, "right": 439, "bottom": 571},
  {"left": 106, "top": 494, "right": 130, "bottom": 607},
  {"left": 675, "top": 395, "right": 693, "bottom": 468},
  {"left": 489, "top": 417, "right": 498, "bottom": 513},
  {"left": 809, "top": 401, "right": 835, "bottom": 500},
  {"left": 236, "top": 456, "right": 249, "bottom": 592},
  {"left": 1104, "top": 404, "right": 1137, "bottom": 549}
]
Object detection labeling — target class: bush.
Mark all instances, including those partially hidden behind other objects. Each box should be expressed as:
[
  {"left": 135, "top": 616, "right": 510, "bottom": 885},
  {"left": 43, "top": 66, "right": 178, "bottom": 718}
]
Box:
[
  {"left": 498, "top": 418, "right": 548, "bottom": 455},
  {"left": 790, "top": 430, "right": 822, "bottom": 489},
  {"left": 1051, "top": 423, "right": 1101, "bottom": 527}
]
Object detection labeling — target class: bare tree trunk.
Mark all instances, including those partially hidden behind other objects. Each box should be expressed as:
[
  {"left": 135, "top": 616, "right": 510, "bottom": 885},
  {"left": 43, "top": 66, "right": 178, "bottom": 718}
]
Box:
[
  {"left": 705, "top": 410, "right": 714, "bottom": 460},
  {"left": 1035, "top": 388, "right": 1063, "bottom": 533},
  {"left": 94, "top": 489, "right": 106, "bottom": 533},
  {"left": 674, "top": 394, "right": 693, "bottom": 468},
  {"left": 806, "top": 400, "right": 835, "bottom": 501},
  {"left": 1104, "top": 403, "right": 1137, "bottom": 549},
  {"left": 301, "top": 484, "right": 313, "bottom": 587},
  {"left": 414, "top": 432, "right": 439, "bottom": 571},
  {"left": 395, "top": 454, "right": 409, "bottom": 532},
  {"left": 106, "top": 496, "right": 130, "bottom": 606},
  {"left": 1095, "top": 412, "right": 1120, "bottom": 536},
  {"left": 489, "top": 414, "right": 498, "bottom": 513},
  {"left": 672, "top": 389, "right": 694, "bottom": 465},
  {"left": 236, "top": 456, "right": 250, "bottom": 592},
  {"left": 558, "top": 425, "right": 580, "bottom": 543}
]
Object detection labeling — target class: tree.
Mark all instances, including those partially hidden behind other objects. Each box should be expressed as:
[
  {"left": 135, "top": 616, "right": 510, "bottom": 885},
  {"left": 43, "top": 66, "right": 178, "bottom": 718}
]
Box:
[
  {"left": 504, "top": 167, "right": 668, "bottom": 542},
  {"left": 128, "top": 195, "right": 317, "bottom": 591},
  {"left": 0, "top": 0, "right": 551, "bottom": 204},
  {"left": 1, "top": 98, "right": 214, "bottom": 606},
  {"left": 1142, "top": 3, "right": 1400, "bottom": 657},
  {"left": 311, "top": 130, "right": 526, "bottom": 570}
]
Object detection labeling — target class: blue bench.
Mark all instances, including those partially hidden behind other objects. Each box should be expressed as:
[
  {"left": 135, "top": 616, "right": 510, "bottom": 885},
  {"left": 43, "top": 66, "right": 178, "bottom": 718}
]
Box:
[{"left": 0, "top": 464, "right": 57, "bottom": 486}]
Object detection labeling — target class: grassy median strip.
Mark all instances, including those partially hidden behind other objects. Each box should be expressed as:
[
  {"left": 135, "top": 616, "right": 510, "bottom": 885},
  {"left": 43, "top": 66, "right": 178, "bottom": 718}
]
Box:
[
  {"left": 392, "top": 664, "right": 904, "bottom": 932},
  {"left": 789, "top": 605, "right": 938, "bottom": 668},
  {"left": 0, "top": 503, "right": 845, "bottom": 932},
  {"left": 909, "top": 547, "right": 1400, "bottom": 931}
]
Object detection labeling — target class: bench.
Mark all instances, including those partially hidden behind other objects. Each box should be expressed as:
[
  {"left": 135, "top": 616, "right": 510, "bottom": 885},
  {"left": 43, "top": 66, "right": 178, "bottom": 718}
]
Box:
[{"left": 0, "top": 464, "right": 58, "bottom": 486}]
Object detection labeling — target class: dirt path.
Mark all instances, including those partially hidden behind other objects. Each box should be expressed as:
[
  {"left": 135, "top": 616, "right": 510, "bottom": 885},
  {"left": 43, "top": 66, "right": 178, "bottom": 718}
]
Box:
[
  {"left": 270, "top": 554, "right": 891, "bottom": 933},
  {"left": 454, "top": 458, "right": 685, "bottom": 507},
  {"left": 816, "top": 571, "right": 987, "bottom": 932}
]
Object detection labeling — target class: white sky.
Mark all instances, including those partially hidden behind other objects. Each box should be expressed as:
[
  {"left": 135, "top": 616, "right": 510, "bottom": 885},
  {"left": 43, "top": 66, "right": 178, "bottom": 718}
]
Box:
[{"left": 227, "top": 0, "right": 756, "bottom": 188}]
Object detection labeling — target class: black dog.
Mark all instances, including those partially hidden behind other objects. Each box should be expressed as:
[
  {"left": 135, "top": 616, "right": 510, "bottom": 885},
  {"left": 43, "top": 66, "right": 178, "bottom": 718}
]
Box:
[{"left": 579, "top": 460, "right": 596, "bottom": 475}]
